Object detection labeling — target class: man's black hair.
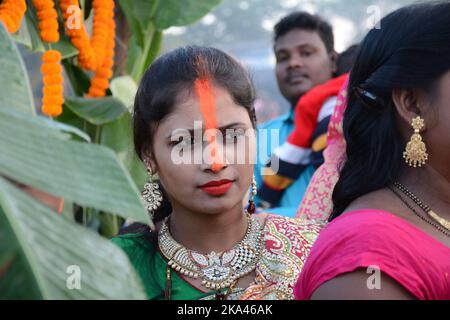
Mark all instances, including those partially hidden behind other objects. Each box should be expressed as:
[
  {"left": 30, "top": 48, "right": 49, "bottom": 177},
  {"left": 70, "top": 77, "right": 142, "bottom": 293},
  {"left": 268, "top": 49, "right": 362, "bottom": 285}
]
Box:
[{"left": 274, "top": 11, "right": 334, "bottom": 52}]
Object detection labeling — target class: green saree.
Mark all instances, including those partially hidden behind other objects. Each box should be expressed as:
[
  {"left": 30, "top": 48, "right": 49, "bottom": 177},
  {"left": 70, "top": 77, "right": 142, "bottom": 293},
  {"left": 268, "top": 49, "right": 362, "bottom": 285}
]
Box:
[
  {"left": 112, "top": 215, "right": 322, "bottom": 300},
  {"left": 111, "top": 233, "right": 227, "bottom": 299}
]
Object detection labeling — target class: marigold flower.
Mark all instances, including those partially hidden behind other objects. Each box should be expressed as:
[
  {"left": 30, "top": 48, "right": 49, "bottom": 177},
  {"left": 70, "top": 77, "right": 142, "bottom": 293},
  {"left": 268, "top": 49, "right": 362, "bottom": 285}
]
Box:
[
  {"left": 43, "top": 74, "right": 64, "bottom": 86},
  {"left": 60, "top": 0, "right": 115, "bottom": 74},
  {"left": 32, "top": 0, "right": 60, "bottom": 43},
  {"left": 0, "top": 0, "right": 27, "bottom": 33},
  {"left": 41, "top": 50, "right": 64, "bottom": 117}
]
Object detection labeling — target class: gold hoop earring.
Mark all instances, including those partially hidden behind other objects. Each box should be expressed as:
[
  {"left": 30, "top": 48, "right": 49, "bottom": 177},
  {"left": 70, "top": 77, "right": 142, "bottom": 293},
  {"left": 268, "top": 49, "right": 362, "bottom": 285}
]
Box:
[
  {"left": 403, "top": 116, "right": 428, "bottom": 167},
  {"left": 247, "top": 175, "right": 257, "bottom": 214}
]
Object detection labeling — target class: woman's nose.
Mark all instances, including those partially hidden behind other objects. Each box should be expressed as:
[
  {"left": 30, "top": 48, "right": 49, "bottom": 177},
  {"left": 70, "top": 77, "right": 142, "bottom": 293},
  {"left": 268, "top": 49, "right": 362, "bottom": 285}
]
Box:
[
  {"left": 201, "top": 139, "right": 228, "bottom": 173},
  {"left": 211, "top": 161, "right": 227, "bottom": 173}
]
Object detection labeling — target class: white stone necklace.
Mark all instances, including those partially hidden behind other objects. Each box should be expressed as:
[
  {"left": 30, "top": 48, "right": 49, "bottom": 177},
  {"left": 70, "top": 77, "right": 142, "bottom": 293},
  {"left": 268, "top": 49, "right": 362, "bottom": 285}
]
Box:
[{"left": 158, "top": 213, "right": 264, "bottom": 290}]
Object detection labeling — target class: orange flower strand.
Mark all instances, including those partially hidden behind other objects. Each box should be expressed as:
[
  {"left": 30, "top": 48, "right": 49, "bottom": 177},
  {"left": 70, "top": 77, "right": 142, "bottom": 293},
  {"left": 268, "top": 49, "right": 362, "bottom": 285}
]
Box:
[
  {"left": 42, "top": 104, "right": 62, "bottom": 117},
  {"left": 41, "top": 50, "right": 64, "bottom": 117},
  {"left": 0, "top": 0, "right": 27, "bottom": 33},
  {"left": 32, "top": 0, "right": 60, "bottom": 43},
  {"left": 43, "top": 74, "right": 64, "bottom": 86},
  {"left": 87, "top": 18, "right": 115, "bottom": 97},
  {"left": 37, "top": 8, "right": 58, "bottom": 20},
  {"left": 86, "top": 88, "right": 104, "bottom": 97},
  {"left": 43, "top": 85, "right": 64, "bottom": 95},
  {"left": 89, "top": 0, "right": 114, "bottom": 68},
  {"left": 43, "top": 95, "right": 64, "bottom": 105},
  {"left": 41, "top": 62, "right": 62, "bottom": 75},
  {"left": 59, "top": 0, "right": 115, "bottom": 72},
  {"left": 41, "top": 47, "right": 61, "bottom": 62},
  {"left": 95, "top": 68, "right": 112, "bottom": 79},
  {"left": 33, "top": 0, "right": 53, "bottom": 9}
]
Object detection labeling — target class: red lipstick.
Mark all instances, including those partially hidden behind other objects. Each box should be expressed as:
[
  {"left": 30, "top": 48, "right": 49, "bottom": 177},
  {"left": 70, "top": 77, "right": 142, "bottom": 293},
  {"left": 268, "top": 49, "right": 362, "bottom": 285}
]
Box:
[{"left": 199, "top": 179, "right": 233, "bottom": 196}]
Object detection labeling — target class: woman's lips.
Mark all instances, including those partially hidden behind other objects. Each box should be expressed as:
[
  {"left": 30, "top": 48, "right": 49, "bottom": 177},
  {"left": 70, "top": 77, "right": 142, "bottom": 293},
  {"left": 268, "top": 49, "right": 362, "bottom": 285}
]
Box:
[{"left": 199, "top": 179, "right": 233, "bottom": 196}]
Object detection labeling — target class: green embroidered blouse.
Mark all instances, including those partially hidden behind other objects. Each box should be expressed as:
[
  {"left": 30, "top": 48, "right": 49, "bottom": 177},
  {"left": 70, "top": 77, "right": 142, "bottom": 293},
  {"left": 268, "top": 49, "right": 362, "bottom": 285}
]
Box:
[
  {"left": 111, "top": 233, "right": 222, "bottom": 300},
  {"left": 111, "top": 215, "right": 322, "bottom": 300}
]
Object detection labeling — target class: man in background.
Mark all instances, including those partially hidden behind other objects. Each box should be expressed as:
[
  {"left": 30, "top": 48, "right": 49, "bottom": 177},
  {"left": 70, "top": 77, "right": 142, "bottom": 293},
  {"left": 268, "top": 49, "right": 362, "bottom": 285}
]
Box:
[{"left": 254, "top": 12, "right": 338, "bottom": 216}]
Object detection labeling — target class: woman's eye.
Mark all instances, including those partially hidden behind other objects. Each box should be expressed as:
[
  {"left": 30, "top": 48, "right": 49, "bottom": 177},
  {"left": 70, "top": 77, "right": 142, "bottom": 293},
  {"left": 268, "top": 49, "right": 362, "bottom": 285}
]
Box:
[
  {"left": 225, "top": 130, "right": 244, "bottom": 144},
  {"left": 171, "top": 136, "right": 195, "bottom": 147}
]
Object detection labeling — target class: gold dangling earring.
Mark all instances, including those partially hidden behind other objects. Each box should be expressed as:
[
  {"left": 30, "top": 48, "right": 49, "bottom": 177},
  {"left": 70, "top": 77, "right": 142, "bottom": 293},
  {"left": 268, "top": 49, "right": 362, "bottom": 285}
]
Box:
[
  {"left": 142, "top": 163, "right": 163, "bottom": 228},
  {"left": 247, "top": 175, "right": 257, "bottom": 214},
  {"left": 403, "top": 116, "right": 428, "bottom": 167}
]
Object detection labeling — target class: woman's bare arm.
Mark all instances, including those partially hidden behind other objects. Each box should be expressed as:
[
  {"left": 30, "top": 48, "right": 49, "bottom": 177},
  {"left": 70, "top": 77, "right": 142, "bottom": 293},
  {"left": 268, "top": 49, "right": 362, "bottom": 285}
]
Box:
[{"left": 310, "top": 268, "right": 415, "bottom": 300}]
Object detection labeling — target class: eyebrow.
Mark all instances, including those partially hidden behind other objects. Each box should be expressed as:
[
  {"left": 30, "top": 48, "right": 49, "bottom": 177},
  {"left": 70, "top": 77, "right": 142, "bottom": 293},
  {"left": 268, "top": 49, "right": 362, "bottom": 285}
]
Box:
[
  {"left": 166, "top": 122, "right": 247, "bottom": 140},
  {"left": 275, "top": 43, "right": 316, "bottom": 54}
]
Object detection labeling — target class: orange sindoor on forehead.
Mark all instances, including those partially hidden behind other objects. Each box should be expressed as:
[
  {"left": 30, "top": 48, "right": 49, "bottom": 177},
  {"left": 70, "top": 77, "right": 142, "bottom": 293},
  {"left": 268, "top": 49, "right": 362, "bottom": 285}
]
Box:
[{"left": 194, "top": 75, "right": 223, "bottom": 172}]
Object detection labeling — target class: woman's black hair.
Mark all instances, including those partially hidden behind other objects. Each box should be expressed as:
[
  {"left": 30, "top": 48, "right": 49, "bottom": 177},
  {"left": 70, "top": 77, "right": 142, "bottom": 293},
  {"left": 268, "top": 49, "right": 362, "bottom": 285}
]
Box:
[
  {"left": 336, "top": 44, "right": 360, "bottom": 76},
  {"left": 330, "top": 1, "right": 450, "bottom": 221},
  {"left": 134, "top": 45, "right": 256, "bottom": 164},
  {"left": 120, "top": 46, "right": 257, "bottom": 238}
]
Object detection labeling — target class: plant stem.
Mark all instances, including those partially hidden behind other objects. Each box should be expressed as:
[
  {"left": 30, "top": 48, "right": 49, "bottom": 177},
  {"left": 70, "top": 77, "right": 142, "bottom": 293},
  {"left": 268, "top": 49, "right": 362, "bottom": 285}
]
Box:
[
  {"left": 95, "top": 125, "right": 101, "bottom": 144},
  {"left": 82, "top": 206, "right": 88, "bottom": 226},
  {"left": 132, "top": 24, "right": 155, "bottom": 81},
  {"left": 131, "top": 0, "right": 160, "bottom": 81},
  {"left": 82, "top": 125, "right": 101, "bottom": 229},
  {"left": 112, "top": 213, "right": 119, "bottom": 234}
]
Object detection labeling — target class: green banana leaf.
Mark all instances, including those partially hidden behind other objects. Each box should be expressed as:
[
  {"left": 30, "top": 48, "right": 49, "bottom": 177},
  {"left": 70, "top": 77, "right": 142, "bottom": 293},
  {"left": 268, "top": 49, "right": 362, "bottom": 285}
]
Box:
[
  {"left": 125, "top": 29, "right": 163, "bottom": 81},
  {"left": 0, "top": 23, "right": 35, "bottom": 115},
  {"left": 119, "top": 0, "right": 222, "bottom": 80},
  {"left": 62, "top": 60, "right": 91, "bottom": 96},
  {"left": 0, "top": 176, "right": 147, "bottom": 299},
  {"left": 142, "top": 30, "right": 162, "bottom": 74},
  {"left": 153, "top": 0, "right": 222, "bottom": 30},
  {"left": 101, "top": 112, "right": 148, "bottom": 191},
  {"left": 64, "top": 97, "right": 128, "bottom": 125},
  {"left": 55, "top": 104, "right": 97, "bottom": 143},
  {"left": 118, "top": 0, "right": 153, "bottom": 48},
  {"left": 41, "top": 116, "right": 91, "bottom": 142},
  {"left": 0, "top": 107, "right": 150, "bottom": 225},
  {"left": 104, "top": 76, "right": 147, "bottom": 191},
  {"left": 109, "top": 75, "right": 138, "bottom": 112},
  {"left": 119, "top": 0, "right": 222, "bottom": 33}
]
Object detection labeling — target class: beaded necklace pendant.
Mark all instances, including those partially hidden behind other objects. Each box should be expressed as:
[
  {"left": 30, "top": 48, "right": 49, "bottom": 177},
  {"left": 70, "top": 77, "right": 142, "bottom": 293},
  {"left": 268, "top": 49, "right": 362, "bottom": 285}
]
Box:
[{"left": 158, "top": 214, "right": 264, "bottom": 291}]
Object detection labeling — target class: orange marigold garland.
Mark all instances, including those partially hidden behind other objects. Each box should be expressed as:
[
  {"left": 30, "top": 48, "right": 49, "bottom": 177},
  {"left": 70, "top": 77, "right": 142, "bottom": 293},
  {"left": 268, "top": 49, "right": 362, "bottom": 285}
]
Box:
[
  {"left": 87, "top": 16, "right": 115, "bottom": 97},
  {"left": 33, "top": 0, "right": 60, "bottom": 42},
  {"left": 0, "top": 0, "right": 116, "bottom": 115},
  {"left": 41, "top": 50, "right": 64, "bottom": 116},
  {"left": 0, "top": 0, "right": 27, "bottom": 33},
  {"left": 59, "top": 0, "right": 115, "bottom": 97},
  {"left": 30, "top": 0, "right": 64, "bottom": 117},
  {"left": 59, "top": 0, "right": 97, "bottom": 70},
  {"left": 90, "top": 0, "right": 113, "bottom": 67},
  {"left": 59, "top": 0, "right": 115, "bottom": 74}
]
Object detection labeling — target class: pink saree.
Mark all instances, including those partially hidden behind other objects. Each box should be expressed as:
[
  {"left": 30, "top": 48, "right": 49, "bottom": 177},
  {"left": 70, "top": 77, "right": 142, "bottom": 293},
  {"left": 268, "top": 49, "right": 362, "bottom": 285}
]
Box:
[
  {"left": 294, "top": 209, "right": 450, "bottom": 300},
  {"left": 292, "top": 79, "right": 450, "bottom": 299}
]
